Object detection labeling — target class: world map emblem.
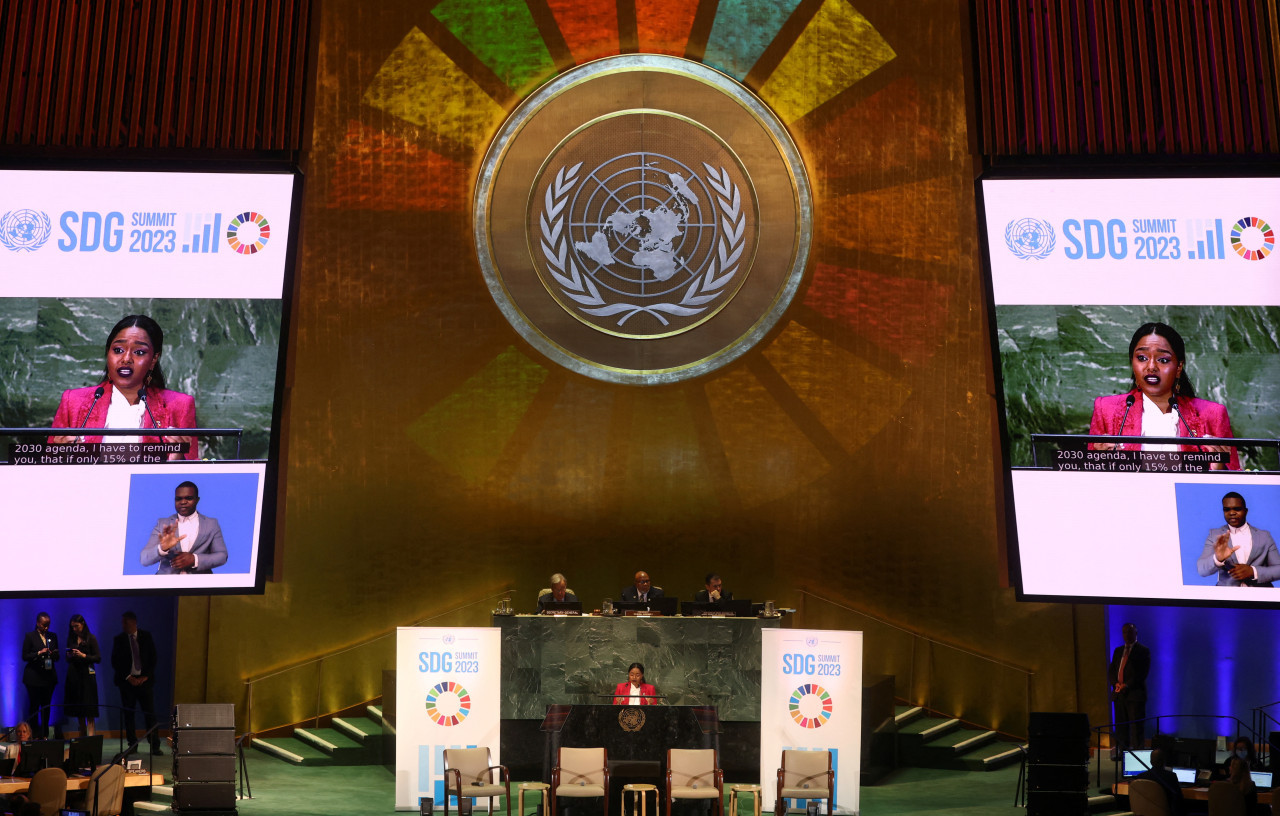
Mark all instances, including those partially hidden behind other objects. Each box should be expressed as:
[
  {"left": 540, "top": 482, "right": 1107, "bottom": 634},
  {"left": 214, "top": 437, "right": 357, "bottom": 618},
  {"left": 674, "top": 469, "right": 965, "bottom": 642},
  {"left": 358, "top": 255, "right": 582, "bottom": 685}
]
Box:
[
  {"left": 1004, "top": 218, "right": 1055, "bottom": 260},
  {"left": 0, "top": 209, "right": 52, "bottom": 252},
  {"left": 477, "top": 55, "right": 811, "bottom": 385}
]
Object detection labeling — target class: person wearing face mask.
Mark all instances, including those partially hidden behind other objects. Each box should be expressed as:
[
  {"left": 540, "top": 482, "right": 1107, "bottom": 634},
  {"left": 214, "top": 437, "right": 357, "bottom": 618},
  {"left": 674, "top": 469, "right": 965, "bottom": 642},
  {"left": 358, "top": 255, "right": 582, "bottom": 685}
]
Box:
[
  {"left": 1214, "top": 738, "right": 1261, "bottom": 779},
  {"left": 1088, "top": 322, "right": 1239, "bottom": 470},
  {"left": 1197, "top": 492, "right": 1280, "bottom": 587},
  {"left": 49, "top": 314, "right": 199, "bottom": 461}
]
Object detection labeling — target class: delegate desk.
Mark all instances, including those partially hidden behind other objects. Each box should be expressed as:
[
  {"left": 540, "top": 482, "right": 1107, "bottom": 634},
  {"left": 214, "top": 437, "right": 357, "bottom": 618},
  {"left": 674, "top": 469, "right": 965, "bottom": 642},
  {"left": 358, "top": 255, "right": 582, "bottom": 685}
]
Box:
[
  {"left": 1113, "top": 780, "right": 1274, "bottom": 808},
  {"left": 495, "top": 613, "right": 789, "bottom": 721},
  {"left": 0, "top": 770, "right": 164, "bottom": 795}
]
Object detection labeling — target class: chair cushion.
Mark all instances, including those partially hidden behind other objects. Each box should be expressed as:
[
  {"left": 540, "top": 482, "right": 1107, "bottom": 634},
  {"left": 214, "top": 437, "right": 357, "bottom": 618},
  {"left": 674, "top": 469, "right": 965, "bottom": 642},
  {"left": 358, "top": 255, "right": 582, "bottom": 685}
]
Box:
[
  {"left": 456, "top": 784, "right": 507, "bottom": 798},
  {"left": 670, "top": 786, "right": 719, "bottom": 799},
  {"left": 556, "top": 784, "right": 605, "bottom": 797},
  {"left": 779, "top": 787, "right": 830, "bottom": 799}
]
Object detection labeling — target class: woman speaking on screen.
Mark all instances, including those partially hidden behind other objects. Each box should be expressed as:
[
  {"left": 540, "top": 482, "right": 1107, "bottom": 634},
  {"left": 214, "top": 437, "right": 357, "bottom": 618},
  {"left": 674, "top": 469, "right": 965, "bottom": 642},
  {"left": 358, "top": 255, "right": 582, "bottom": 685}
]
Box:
[
  {"left": 1088, "top": 322, "right": 1239, "bottom": 470},
  {"left": 50, "top": 314, "right": 199, "bottom": 460}
]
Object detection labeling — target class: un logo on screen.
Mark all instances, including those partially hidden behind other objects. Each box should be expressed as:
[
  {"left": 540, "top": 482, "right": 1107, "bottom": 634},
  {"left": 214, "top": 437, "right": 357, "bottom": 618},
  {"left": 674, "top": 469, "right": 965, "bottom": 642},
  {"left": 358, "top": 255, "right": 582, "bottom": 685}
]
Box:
[
  {"left": 1004, "top": 218, "right": 1055, "bottom": 260},
  {"left": 0, "top": 209, "right": 52, "bottom": 252}
]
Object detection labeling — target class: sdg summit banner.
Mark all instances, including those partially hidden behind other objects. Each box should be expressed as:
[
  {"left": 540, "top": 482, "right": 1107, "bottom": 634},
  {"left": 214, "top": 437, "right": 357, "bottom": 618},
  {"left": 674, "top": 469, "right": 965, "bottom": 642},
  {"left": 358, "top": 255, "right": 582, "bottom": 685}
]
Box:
[
  {"left": 396, "top": 627, "right": 501, "bottom": 811},
  {"left": 761, "top": 629, "right": 862, "bottom": 815}
]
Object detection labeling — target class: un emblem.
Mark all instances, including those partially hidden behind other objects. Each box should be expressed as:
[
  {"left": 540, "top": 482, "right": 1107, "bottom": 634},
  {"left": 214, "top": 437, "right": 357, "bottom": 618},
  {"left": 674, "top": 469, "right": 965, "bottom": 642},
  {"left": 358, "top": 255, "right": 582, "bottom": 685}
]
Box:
[
  {"left": 476, "top": 55, "right": 811, "bottom": 385},
  {"left": 1004, "top": 218, "right": 1056, "bottom": 260},
  {"left": 0, "top": 209, "right": 52, "bottom": 252}
]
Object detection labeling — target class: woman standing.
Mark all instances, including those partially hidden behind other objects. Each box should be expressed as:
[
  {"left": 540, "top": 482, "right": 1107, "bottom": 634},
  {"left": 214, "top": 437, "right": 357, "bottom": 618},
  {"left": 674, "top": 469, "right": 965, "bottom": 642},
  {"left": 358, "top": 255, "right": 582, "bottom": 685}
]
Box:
[{"left": 64, "top": 614, "right": 101, "bottom": 737}]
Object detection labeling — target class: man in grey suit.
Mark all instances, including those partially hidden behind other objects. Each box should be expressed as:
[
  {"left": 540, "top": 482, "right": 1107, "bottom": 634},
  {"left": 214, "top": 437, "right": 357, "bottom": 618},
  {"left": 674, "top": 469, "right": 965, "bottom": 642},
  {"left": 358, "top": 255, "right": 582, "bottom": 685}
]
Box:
[
  {"left": 141, "top": 481, "right": 228, "bottom": 574},
  {"left": 1197, "top": 491, "right": 1280, "bottom": 587}
]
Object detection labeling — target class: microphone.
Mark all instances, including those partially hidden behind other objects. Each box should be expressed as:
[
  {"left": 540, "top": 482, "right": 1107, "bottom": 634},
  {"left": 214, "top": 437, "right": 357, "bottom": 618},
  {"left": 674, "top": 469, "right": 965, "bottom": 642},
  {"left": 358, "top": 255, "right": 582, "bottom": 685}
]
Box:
[
  {"left": 1169, "top": 397, "right": 1196, "bottom": 437},
  {"left": 1116, "top": 394, "right": 1135, "bottom": 443},
  {"left": 137, "top": 388, "right": 161, "bottom": 435},
  {"left": 74, "top": 385, "right": 105, "bottom": 441}
]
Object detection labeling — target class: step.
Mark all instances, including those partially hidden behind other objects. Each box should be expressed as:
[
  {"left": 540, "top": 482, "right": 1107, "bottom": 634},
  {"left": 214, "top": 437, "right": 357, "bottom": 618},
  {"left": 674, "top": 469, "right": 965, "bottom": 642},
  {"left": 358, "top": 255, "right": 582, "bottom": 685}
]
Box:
[
  {"left": 296, "top": 726, "right": 377, "bottom": 765},
  {"left": 333, "top": 715, "right": 385, "bottom": 744},
  {"left": 367, "top": 704, "right": 384, "bottom": 723},
  {"left": 134, "top": 802, "right": 171, "bottom": 813},
  {"left": 959, "top": 740, "right": 1026, "bottom": 771},
  {"left": 152, "top": 784, "right": 173, "bottom": 800},
  {"left": 894, "top": 705, "right": 924, "bottom": 724},
  {"left": 252, "top": 736, "right": 333, "bottom": 766}
]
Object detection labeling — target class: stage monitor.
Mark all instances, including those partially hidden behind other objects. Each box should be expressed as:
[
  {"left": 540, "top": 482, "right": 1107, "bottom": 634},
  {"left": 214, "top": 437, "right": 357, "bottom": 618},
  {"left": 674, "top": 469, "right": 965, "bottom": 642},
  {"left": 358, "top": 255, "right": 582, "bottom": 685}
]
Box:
[
  {"left": 1122, "top": 749, "right": 1152, "bottom": 777},
  {"left": 980, "top": 173, "right": 1280, "bottom": 607},
  {"left": 15, "top": 739, "right": 64, "bottom": 777},
  {"left": 66, "top": 734, "right": 102, "bottom": 774},
  {"left": 0, "top": 166, "right": 300, "bottom": 595}
]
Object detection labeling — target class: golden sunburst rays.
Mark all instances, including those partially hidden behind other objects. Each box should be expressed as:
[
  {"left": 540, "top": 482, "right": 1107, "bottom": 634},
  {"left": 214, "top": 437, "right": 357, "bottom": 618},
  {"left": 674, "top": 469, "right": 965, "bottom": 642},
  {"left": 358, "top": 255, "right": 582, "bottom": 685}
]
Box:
[{"left": 330, "top": 0, "right": 961, "bottom": 512}]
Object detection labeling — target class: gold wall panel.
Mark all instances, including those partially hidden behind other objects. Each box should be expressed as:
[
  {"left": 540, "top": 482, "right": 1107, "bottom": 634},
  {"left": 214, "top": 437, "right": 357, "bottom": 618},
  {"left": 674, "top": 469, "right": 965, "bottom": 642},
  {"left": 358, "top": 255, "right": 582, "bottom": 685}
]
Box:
[{"left": 173, "top": 0, "right": 1108, "bottom": 738}]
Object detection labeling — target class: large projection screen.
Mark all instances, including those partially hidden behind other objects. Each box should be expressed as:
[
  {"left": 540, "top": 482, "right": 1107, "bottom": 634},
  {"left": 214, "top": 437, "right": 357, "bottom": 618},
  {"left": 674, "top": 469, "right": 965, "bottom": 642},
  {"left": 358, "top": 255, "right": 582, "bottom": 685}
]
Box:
[
  {"left": 980, "top": 175, "right": 1280, "bottom": 606},
  {"left": 0, "top": 167, "right": 298, "bottom": 595}
]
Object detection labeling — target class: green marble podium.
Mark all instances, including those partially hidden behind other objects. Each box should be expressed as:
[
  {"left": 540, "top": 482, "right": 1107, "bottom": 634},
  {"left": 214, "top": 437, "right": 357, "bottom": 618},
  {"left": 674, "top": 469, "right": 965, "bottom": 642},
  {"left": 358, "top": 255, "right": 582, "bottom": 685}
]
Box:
[{"left": 495, "top": 614, "right": 786, "bottom": 722}]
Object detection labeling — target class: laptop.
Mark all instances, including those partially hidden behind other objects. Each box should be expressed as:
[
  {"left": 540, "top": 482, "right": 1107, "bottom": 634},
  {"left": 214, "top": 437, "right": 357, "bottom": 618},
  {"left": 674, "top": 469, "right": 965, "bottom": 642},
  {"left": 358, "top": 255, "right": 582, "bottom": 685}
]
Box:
[
  {"left": 1122, "top": 749, "right": 1153, "bottom": 777},
  {"left": 1171, "top": 767, "right": 1197, "bottom": 786},
  {"left": 1250, "top": 771, "right": 1273, "bottom": 790}
]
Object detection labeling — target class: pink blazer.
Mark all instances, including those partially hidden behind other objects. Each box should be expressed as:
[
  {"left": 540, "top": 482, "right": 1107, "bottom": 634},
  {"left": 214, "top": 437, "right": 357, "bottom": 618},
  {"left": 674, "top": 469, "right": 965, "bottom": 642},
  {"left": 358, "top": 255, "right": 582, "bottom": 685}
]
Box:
[
  {"left": 613, "top": 682, "right": 658, "bottom": 705},
  {"left": 51, "top": 382, "right": 200, "bottom": 460},
  {"left": 1088, "top": 389, "right": 1240, "bottom": 470}
]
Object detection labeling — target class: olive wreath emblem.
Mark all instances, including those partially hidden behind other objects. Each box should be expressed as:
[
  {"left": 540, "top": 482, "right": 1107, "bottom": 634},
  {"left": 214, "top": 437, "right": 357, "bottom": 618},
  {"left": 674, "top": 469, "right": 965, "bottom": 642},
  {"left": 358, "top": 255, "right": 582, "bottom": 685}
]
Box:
[{"left": 539, "top": 162, "right": 746, "bottom": 328}]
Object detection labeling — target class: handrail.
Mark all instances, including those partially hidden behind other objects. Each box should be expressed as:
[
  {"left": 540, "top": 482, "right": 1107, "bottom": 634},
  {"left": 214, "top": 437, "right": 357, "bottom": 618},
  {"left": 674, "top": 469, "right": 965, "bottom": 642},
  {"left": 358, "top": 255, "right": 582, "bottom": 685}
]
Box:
[
  {"left": 797, "top": 589, "right": 1034, "bottom": 735},
  {"left": 243, "top": 587, "right": 514, "bottom": 734}
]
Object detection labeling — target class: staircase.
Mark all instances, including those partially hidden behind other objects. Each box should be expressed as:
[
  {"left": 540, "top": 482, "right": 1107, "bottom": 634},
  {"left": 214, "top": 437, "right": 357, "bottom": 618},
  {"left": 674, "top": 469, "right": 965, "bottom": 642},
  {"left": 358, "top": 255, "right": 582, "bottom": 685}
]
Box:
[
  {"left": 252, "top": 704, "right": 386, "bottom": 766},
  {"left": 894, "top": 705, "right": 1025, "bottom": 772}
]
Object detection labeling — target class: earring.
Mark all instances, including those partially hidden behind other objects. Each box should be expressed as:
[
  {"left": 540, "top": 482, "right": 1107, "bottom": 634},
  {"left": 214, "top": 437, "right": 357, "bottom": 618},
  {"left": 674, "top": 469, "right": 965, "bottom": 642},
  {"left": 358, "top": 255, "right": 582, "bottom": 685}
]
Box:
[
  {"left": 1173, "top": 380, "right": 1180, "bottom": 396},
  {"left": 145, "top": 370, "right": 153, "bottom": 386}
]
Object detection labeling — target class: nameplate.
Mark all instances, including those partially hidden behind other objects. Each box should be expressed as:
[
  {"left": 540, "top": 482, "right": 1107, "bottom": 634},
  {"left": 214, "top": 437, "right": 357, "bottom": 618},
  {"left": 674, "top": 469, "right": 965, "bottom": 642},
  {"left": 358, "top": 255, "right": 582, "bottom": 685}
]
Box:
[{"left": 1052, "top": 449, "right": 1228, "bottom": 473}]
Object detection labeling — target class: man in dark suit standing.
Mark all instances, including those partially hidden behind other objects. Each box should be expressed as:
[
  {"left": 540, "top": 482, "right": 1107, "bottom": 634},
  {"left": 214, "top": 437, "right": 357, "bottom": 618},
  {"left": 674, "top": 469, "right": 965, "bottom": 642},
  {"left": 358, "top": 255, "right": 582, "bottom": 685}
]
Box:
[
  {"left": 1108, "top": 622, "right": 1150, "bottom": 754},
  {"left": 21, "top": 612, "right": 58, "bottom": 738},
  {"left": 111, "top": 611, "right": 162, "bottom": 754},
  {"left": 620, "top": 571, "right": 664, "bottom": 603}
]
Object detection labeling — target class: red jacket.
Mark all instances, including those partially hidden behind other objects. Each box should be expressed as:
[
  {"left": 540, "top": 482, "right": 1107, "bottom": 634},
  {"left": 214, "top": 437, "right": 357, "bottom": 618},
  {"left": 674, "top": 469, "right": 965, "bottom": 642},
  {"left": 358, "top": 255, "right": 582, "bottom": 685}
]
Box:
[
  {"left": 1088, "top": 389, "right": 1240, "bottom": 470},
  {"left": 52, "top": 382, "right": 200, "bottom": 460},
  {"left": 613, "top": 682, "right": 658, "bottom": 705}
]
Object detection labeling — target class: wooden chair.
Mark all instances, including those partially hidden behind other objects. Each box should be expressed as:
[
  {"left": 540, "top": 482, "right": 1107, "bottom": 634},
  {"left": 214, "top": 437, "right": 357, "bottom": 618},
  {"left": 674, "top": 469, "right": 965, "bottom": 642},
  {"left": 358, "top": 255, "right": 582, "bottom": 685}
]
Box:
[
  {"left": 551, "top": 747, "right": 609, "bottom": 816},
  {"left": 443, "top": 747, "right": 510, "bottom": 816},
  {"left": 775, "top": 750, "right": 833, "bottom": 816},
  {"left": 1128, "top": 778, "right": 1172, "bottom": 816},
  {"left": 84, "top": 764, "right": 126, "bottom": 816},
  {"left": 26, "top": 766, "right": 68, "bottom": 816},
  {"left": 1208, "top": 780, "right": 1248, "bottom": 816},
  {"left": 666, "top": 748, "right": 723, "bottom": 816}
]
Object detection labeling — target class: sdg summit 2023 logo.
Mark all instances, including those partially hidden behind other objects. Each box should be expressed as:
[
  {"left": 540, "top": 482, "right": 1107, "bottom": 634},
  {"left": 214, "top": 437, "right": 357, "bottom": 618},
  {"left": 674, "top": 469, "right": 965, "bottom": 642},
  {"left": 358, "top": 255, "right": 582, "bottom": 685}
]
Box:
[{"left": 1005, "top": 214, "right": 1274, "bottom": 262}]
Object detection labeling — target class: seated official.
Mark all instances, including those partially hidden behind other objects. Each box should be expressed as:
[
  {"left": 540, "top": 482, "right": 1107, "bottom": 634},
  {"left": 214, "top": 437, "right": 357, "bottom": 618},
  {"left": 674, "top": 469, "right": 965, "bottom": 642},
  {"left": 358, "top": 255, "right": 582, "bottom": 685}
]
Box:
[
  {"left": 537, "top": 573, "right": 578, "bottom": 612},
  {"left": 1134, "top": 748, "right": 1186, "bottom": 816},
  {"left": 612, "top": 663, "right": 658, "bottom": 705},
  {"left": 3, "top": 721, "right": 32, "bottom": 761},
  {"left": 693, "top": 573, "right": 733, "bottom": 603},
  {"left": 620, "top": 571, "right": 664, "bottom": 603},
  {"left": 1214, "top": 737, "right": 1261, "bottom": 778}
]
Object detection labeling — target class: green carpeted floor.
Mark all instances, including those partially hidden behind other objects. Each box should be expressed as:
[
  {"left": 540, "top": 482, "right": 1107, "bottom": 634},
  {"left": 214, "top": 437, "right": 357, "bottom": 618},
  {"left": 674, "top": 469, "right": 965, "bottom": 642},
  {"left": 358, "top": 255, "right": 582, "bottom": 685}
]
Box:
[{"left": 222, "top": 752, "right": 1033, "bottom": 816}]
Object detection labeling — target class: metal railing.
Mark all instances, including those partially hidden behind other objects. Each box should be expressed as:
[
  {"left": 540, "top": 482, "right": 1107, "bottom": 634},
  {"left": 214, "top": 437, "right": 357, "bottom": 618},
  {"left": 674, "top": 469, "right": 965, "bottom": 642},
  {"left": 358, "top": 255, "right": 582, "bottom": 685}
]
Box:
[
  {"left": 1094, "top": 713, "right": 1258, "bottom": 786},
  {"left": 797, "top": 589, "right": 1035, "bottom": 736},
  {"left": 242, "top": 588, "right": 514, "bottom": 735}
]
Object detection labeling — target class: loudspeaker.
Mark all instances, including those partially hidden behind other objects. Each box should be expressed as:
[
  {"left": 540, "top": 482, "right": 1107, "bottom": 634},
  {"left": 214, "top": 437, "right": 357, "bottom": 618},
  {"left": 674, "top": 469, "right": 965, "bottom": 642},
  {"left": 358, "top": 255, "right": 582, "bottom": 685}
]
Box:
[
  {"left": 173, "top": 729, "right": 235, "bottom": 756},
  {"left": 1026, "top": 764, "right": 1088, "bottom": 791},
  {"left": 1028, "top": 712, "right": 1090, "bottom": 739},
  {"left": 174, "top": 704, "right": 235, "bottom": 729},
  {"left": 1026, "top": 789, "right": 1087, "bottom": 816},
  {"left": 1026, "top": 738, "right": 1090, "bottom": 765},
  {"left": 174, "top": 755, "right": 236, "bottom": 782},
  {"left": 173, "top": 781, "right": 236, "bottom": 809}
]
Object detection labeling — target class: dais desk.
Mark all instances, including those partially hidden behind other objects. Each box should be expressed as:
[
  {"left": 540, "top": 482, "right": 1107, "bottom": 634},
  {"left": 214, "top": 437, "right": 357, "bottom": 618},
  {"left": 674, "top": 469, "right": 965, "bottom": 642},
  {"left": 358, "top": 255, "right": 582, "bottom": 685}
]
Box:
[
  {"left": 495, "top": 613, "right": 788, "bottom": 721},
  {"left": 0, "top": 771, "right": 163, "bottom": 795},
  {"left": 1113, "top": 780, "right": 1273, "bottom": 805}
]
